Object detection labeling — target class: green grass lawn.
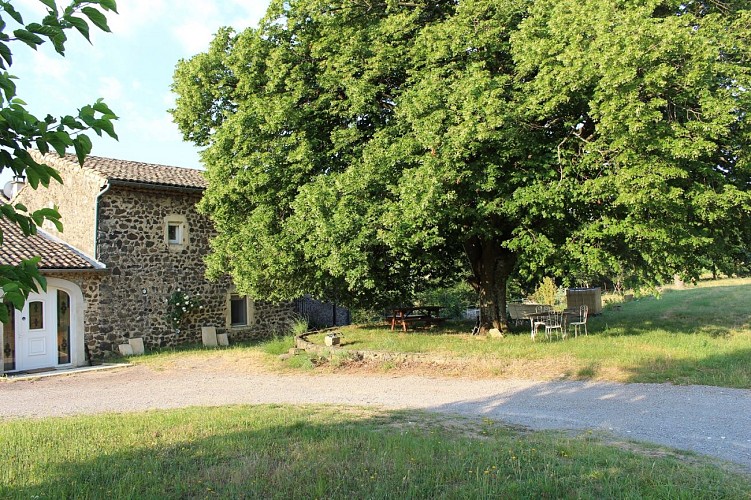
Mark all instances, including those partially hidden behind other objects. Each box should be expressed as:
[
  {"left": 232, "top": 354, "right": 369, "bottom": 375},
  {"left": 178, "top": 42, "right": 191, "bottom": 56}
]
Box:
[
  {"left": 296, "top": 278, "right": 751, "bottom": 387},
  {"left": 1, "top": 405, "right": 748, "bottom": 498},
  {"left": 130, "top": 277, "right": 751, "bottom": 388}
]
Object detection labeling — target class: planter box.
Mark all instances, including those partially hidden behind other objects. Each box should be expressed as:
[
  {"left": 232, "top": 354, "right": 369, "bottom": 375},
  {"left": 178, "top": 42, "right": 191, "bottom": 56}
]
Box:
[{"left": 566, "top": 288, "right": 602, "bottom": 315}]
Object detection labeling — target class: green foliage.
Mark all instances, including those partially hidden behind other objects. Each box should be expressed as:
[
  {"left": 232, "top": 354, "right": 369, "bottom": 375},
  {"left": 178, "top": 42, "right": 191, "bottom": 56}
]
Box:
[
  {"left": 164, "top": 289, "right": 202, "bottom": 330},
  {"left": 415, "top": 281, "right": 476, "bottom": 319},
  {"left": 529, "top": 277, "right": 559, "bottom": 308},
  {"left": 289, "top": 317, "right": 309, "bottom": 336},
  {"left": 0, "top": 257, "right": 43, "bottom": 322},
  {"left": 172, "top": 0, "right": 751, "bottom": 325},
  {"left": 0, "top": 0, "right": 117, "bottom": 320}
]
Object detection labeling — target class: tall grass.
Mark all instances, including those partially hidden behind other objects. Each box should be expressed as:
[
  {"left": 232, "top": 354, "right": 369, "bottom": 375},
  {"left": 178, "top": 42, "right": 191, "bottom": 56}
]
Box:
[{"left": 1, "top": 405, "right": 747, "bottom": 498}]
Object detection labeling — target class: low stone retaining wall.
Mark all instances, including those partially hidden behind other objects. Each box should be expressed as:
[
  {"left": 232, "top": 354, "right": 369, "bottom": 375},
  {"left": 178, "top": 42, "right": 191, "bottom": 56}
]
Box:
[{"left": 293, "top": 330, "right": 456, "bottom": 366}]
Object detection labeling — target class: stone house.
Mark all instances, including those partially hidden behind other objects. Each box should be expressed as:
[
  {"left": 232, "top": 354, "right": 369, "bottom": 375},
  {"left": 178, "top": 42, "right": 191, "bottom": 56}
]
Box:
[{"left": 1, "top": 152, "right": 295, "bottom": 374}]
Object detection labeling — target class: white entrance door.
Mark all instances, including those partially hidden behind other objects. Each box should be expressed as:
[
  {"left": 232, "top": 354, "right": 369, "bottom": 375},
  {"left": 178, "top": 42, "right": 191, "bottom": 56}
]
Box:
[{"left": 16, "top": 292, "right": 57, "bottom": 371}]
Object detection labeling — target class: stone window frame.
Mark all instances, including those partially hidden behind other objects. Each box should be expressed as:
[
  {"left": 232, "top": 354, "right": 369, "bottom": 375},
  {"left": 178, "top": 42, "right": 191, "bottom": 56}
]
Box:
[
  {"left": 225, "top": 289, "right": 255, "bottom": 329},
  {"left": 164, "top": 214, "right": 189, "bottom": 251}
]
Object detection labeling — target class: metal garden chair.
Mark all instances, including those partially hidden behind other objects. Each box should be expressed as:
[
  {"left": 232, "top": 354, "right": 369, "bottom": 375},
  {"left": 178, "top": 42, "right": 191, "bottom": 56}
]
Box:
[
  {"left": 543, "top": 310, "right": 565, "bottom": 340},
  {"left": 569, "top": 305, "right": 589, "bottom": 337}
]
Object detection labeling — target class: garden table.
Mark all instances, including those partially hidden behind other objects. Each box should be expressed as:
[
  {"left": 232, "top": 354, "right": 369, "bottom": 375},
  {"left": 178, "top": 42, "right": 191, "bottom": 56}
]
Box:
[{"left": 387, "top": 306, "right": 446, "bottom": 332}]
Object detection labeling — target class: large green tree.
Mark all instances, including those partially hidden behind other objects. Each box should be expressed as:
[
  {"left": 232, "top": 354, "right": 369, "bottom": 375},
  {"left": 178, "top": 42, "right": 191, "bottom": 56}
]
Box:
[
  {"left": 172, "top": 0, "right": 750, "bottom": 332},
  {"left": 0, "top": 0, "right": 118, "bottom": 322}
]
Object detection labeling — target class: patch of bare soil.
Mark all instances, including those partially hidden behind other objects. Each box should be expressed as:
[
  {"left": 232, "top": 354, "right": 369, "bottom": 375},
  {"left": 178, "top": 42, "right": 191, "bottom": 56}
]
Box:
[{"left": 300, "top": 351, "right": 631, "bottom": 382}]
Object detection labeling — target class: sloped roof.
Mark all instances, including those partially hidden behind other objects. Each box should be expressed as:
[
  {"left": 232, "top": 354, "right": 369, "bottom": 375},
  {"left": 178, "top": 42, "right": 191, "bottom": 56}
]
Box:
[
  {"left": 77, "top": 154, "right": 207, "bottom": 189},
  {"left": 0, "top": 216, "right": 100, "bottom": 270}
]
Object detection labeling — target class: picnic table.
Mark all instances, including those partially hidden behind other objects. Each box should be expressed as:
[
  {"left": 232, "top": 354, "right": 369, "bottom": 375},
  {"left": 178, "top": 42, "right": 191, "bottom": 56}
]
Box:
[{"left": 387, "top": 306, "right": 447, "bottom": 331}]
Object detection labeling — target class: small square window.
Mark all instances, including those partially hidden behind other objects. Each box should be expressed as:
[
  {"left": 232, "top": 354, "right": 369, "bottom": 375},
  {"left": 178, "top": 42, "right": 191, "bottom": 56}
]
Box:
[
  {"left": 167, "top": 223, "right": 182, "bottom": 244},
  {"left": 230, "top": 294, "right": 247, "bottom": 326},
  {"left": 164, "top": 215, "right": 189, "bottom": 250}
]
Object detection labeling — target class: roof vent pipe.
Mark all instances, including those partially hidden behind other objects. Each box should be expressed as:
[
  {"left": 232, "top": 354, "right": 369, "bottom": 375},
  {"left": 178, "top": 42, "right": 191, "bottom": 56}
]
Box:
[{"left": 3, "top": 175, "right": 26, "bottom": 199}]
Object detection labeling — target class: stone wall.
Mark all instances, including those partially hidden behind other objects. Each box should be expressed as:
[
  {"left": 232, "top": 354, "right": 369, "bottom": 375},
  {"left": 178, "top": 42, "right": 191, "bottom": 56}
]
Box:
[
  {"left": 95, "top": 185, "right": 294, "bottom": 352},
  {"left": 16, "top": 152, "right": 104, "bottom": 256}
]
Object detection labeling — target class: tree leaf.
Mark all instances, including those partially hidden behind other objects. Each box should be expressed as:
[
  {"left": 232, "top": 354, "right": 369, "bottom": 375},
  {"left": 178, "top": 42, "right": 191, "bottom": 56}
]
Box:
[
  {"left": 38, "top": 0, "right": 57, "bottom": 12},
  {"left": 81, "top": 6, "right": 110, "bottom": 33},
  {"left": 99, "top": 0, "right": 118, "bottom": 13},
  {"left": 2, "top": 2, "right": 23, "bottom": 24},
  {"left": 0, "top": 72, "right": 16, "bottom": 102},
  {"left": 63, "top": 15, "right": 90, "bottom": 42},
  {"left": 0, "top": 42, "right": 12, "bottom": 68},
  {"left": 72, "top": 133, "right": 92, "bottom": 164},
  {"left": 12, "top": 29, "right": 44, "bottom": 49}
]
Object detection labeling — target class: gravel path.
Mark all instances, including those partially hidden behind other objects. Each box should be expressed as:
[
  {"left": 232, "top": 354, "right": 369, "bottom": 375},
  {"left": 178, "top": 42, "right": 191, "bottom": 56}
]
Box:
[{"left": 2, "top": 364, "right": 750, "bottom": 471}]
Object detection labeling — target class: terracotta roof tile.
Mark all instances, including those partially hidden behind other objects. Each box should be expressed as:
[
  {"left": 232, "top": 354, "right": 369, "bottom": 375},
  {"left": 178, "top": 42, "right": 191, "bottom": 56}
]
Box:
[
  {"left": 0, "top": 216, "right": 98, "bottom": 270},
  {"left": 79, "top": 154, "right": 207, "bottom": 189}
]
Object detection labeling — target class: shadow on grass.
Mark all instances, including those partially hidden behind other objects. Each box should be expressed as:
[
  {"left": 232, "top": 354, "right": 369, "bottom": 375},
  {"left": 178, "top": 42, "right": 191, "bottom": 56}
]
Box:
[
  {"left": 623, "top": 348, "right": 751, "bottom": 387},
  {"left": 358, "top": 321, "right": 476, "bottom": 337},
  {"left": 3, "top": 406, "right": 749, "bottom": 499},
  {"left": 589, "top": 284, "right": 751, "bottom": 338},
  {"left": 427, "top": 380, "right": 751, "bottom": 476}
]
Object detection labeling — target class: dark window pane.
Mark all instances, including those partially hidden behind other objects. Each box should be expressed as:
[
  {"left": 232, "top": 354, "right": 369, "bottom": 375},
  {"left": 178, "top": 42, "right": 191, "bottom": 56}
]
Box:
[
  {"left": 230, "top": 295, "right": 247, "bottom": 326},
  {"left": 57, "top": 290, "right": 70, "bottom": 364},
  {"left": 29, "top": 301, "right": 43, "bottom": 330},
  {"left": 3, "top": 303, "right": 15, "bottom": 371},
  {"left": 167, "top": 224, "right": 179, "bottom": 243}
]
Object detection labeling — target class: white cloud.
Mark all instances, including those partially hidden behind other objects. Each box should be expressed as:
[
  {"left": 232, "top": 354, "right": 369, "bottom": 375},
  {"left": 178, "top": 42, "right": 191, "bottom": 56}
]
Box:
[
  {"left": 162, "top": 91, "right": 176, "bottom": 108},
  {"left": 14, "top": 0, "right": 47, "bottom": 18},
  {"left": 98, "top": 76, "right": 124, "bottom": 102},
  {"left": 169, "top": 0, "right": 269, "bottom": 55},
  {"left": 108, "top": 0, "right": 167, "bottom": 37},
  {"left": 28, "top": 49, "right": 70, "bottom": 83},
  {"left": 171, "top": 20, "right": 217, "bottom": 55}
]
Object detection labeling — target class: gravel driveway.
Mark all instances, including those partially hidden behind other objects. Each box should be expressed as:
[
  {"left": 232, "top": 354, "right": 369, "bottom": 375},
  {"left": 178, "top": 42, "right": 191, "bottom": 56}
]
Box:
[{"left": 2, "top": 364, "right": 750, "bottom": 471}]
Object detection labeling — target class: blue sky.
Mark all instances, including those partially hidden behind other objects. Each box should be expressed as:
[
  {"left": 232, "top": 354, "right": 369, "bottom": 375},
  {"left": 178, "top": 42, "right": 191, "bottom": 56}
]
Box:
[{"left": 9, "top": 0, "right": 272, "bottom": 175}]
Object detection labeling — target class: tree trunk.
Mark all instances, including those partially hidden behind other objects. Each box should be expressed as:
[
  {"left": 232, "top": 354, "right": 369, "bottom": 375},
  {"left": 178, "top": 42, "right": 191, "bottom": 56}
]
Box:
[{"left": 464, "top": 236, "right": 516, "bottom": 335}]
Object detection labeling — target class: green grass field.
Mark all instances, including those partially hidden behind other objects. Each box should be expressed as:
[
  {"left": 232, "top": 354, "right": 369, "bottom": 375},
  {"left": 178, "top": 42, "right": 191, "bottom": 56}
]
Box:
[
  {"left": 129, "top": 278, "right": 751, "bottom": 388},
  {"left": 2, "top": 405, "right": 748, "bottom": 498},
  {"left": 297, "top": 278, "right": 751, "bottom": 387}
]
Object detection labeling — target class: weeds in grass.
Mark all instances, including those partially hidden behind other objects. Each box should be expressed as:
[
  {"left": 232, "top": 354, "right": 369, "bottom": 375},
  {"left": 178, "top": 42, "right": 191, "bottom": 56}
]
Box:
[
  {"left": 259, "top": 335, "right": 295, "bottom": 356},
  {"left": 286, "top": 353, "right": 316, "bottom": 370},
  {"left": 290, "top": 317, "right": 310, "bottom": 336}
]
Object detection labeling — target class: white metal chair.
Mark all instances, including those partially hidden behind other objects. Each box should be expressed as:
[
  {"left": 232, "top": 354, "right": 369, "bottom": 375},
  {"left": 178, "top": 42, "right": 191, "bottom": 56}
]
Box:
[
  {"left": 544, "top": 310, "right": 565, "bottom": 340},
  {"left": 531, "top": 305, "right": 552, "bottom": 340},
  {"left": 569, "top": 305, "right": 588, "bottom": 337}
]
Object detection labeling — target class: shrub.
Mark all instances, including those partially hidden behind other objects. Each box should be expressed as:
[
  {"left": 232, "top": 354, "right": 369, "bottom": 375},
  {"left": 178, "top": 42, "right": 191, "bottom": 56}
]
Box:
[
  {"left": 415, "top": 282, "right": 476, "bottom": 319},
  {"left": 165, "top": 289, "right": 203, "bottom": 331},
  {"left": 529, "top": 277, "right": 558, "bottom": 307}
]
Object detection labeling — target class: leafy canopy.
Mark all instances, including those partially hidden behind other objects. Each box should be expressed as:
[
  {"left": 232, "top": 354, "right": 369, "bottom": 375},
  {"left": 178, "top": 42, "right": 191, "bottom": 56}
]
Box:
[
  {"left": 172, "top": 0, "right": 751, "bottom": 312},
  {"left": 0, "top": 0, "right": 118, "bottom": 322}
]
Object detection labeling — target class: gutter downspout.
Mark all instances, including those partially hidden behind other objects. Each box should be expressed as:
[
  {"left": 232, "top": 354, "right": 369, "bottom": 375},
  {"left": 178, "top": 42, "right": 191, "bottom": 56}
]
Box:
[{"left": 93, "top": 181, "right": 111, "bottom": 261}]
